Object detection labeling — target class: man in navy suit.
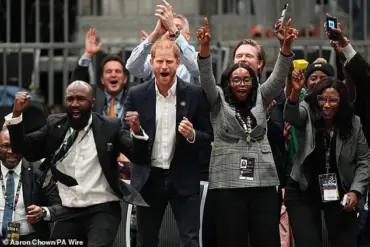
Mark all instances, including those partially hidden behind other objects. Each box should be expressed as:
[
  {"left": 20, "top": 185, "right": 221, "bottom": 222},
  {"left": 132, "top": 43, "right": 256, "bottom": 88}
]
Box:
[{"left": 124, "top": 39, "right": 213, "bottom": 247}]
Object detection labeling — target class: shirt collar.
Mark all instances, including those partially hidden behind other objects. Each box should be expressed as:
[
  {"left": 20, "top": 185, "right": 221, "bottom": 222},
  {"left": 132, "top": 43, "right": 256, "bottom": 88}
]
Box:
[
  {"left": 0, "top": 159, "right": 22, "bottom": 177},
  {"left": 105, "top": 90, "right": 123, "bottom": 102},
  {"left": 155, "top": 78, "right": 177, "bottom": 97}
]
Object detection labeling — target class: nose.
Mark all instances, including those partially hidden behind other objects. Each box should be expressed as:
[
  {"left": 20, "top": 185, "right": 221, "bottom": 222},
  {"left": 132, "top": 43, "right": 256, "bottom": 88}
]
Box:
[
  {"left": 323, "top": 101, "right": 331, "bottom": 108},
  {"left": 71, "top": 99, "right": 80, "bottom": 108},
  {"left": 161, "top": 62, "right": 168, "bottom": 70}
]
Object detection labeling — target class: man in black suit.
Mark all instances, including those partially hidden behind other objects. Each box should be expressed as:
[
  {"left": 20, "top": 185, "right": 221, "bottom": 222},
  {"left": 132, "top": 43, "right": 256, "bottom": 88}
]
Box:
[
  {"left": 0, "top": 126, "right": 61, "bottom": 246},
  {"left": 124, "top": 39, "right": 212, "bottom": 247},
  {"left": 4, "top": 81, "right": 149, "bottom": 246}
]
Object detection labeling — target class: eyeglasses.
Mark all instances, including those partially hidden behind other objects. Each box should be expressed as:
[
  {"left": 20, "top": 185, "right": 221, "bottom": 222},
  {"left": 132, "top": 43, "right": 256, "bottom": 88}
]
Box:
[
  {"left": 317, "top": 95, "right": 340, "bottom": 106},
  {"left": 230, "top": 77, "right": 252, "bottom": 85}
]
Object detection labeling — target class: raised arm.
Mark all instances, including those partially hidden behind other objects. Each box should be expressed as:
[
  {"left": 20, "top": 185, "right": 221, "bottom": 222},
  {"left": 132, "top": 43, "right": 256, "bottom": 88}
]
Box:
[
  {"left": 260, "top": 19, "right": 297, "bottom": 106},
  {"left": 70, "top": 28, "right": 103, "bottom": 84},
  {"left": 196, "top": 18, "right": 220, "bottom": 110},
  {"left": 126, "top": 19, "right": 166, "bottom": 80},
  {"left": 284, "top": 70, "right": 308, "bottom": 128},
  {"left": 175, "top": 34, "right": 200, "bottom": 78},
  {"left": 4, "top": 93, "right": 50, "bottom": 161}
]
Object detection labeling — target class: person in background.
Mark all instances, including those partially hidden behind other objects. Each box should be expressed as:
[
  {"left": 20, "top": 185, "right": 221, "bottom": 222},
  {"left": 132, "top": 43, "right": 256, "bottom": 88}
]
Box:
[
  {"left": 0, "top": 101, "right": 61, "bottom": 245},
  {"left": 126, "top": 0, "right": 199, "bottom": 85},
  {"left": 283, "top": 58, "right": 335, "bottom": 182},
  {"left": 71, "top": 28, "right": 131, "bottom": 163},
  {"left": 0, "top": 126, "right": 61, "bottom": 246},
  {"left": 71, "top": 29, "right": 129, "bottom": 122},
  {"left": 197, "top": 17, "right": 297, "bottom": 247},
  {"left": 285, "top": 73, "right": 370, "bottom": 247},
  {"left": 48, "top": 105, "right": 64, "bottom": 115}
]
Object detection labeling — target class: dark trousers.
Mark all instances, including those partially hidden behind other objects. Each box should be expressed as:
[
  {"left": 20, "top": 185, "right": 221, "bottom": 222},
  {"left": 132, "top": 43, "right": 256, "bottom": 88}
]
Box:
[
  {"left": 136, "top": 168, "right": 200, "bottom": 247},
  {"left": 285, "top": 179, "right": 359, "bottom": 247},
  {"left": 50, "top": 201, "right": 121, "bottom": 247},
  {"left": 204, "top": 186, "right": 280, "bottom": 247}
]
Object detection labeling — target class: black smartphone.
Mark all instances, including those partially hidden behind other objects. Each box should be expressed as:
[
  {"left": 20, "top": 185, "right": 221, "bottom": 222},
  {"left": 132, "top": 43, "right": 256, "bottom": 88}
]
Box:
[{"left": 326, "top": 15, "right": 339, "bottom": 40}]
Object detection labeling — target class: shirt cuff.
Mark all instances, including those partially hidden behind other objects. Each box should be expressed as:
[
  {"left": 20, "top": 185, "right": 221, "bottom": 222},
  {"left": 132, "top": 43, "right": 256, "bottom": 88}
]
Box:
[
  {"left": 174, "top": 34, "right": 188, "bottom": 53},
  {"left": 186, "top": 130, "right": 196, "bottom": 143},
  {"left": 4, "top": 113, "right": 23, "bottom": 125},
  {"left": 131, "top": 127, "right": 149, "bottom": 141},
  {"left": 78, "top": 55, "right": 92, "bottom": 67},
  {"left": 342, "top": 43, "right": 356, "bottom": 62},
  {"left": 42, "top": 207, "right": 51, "bottom": 221}
]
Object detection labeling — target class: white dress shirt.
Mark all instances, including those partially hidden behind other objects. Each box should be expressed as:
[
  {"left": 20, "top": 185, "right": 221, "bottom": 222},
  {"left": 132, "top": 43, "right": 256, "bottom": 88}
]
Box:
[
  {"left": 0, "top": 161, "right": 34, "bottom": 236},
  {"left": 151, "top": 80, "right": 178, "bottom": 169},
  {"left": 5, "top": 114, "right": 120, "bottom": 208}
]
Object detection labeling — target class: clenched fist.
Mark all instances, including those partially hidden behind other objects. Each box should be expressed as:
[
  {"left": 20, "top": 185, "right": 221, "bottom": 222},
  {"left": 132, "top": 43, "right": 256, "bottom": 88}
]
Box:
[
  {"left": 178, "top": 117, "right": 195, "bottom": 142},
  {"left": 125, "top": 111, "right": 141, "bottom": 134},
  {"left": 13, "top": 92, "right": 31, "bottom": 117}
]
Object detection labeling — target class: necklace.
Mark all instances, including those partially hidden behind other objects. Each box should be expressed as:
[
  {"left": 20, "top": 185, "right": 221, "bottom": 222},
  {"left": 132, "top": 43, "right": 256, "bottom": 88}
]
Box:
[{"left": 236, "top": 111, "right": 252, "bottom": 143}]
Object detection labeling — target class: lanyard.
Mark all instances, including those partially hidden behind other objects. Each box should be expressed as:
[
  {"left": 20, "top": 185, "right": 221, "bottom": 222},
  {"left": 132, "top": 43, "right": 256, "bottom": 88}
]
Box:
[
  {"left": 236, "top": 111, "right": 253, "bottom": 143},
  {"left": 59, "top": 125, "right": 92, "bottom": 162},
  {"left": 0, "top": 172, "right": 22, "bottom": 212},
  {"left": 324, "top": 130, "right": 334, "bottom": 174}
]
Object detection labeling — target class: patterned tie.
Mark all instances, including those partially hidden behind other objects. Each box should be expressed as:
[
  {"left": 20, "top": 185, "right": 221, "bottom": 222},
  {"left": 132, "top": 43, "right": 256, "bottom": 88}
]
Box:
[
  {"left": 108, "top": 96, "right": 116, "bottom": 117},
  {"left": 2, "top": 171, "right": 14, "bottom": 236}
]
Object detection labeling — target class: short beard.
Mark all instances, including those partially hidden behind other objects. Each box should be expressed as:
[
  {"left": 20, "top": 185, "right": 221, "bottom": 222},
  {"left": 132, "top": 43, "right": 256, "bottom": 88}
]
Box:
[{"left": 66, "top": 107, "right": 92, "bottom": 130}]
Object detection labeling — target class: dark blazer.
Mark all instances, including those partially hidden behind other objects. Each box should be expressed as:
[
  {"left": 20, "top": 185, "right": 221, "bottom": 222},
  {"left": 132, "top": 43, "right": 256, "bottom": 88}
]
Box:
[
  {"left": 124, "top": 78, "right": 213, "bottom": 196},
  {"left": 7, "top": 112, "right": 149, "bottom": 206},
  {"left": 21, "top": 159, "right": 61, "bottom": 240},
  {"left": 344, "top": 53, "right": 370, "bottom": 145}
]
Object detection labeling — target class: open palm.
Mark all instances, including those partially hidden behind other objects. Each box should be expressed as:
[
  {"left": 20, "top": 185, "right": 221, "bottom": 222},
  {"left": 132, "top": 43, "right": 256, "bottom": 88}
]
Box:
[{"left": 85, "top": 28, "right": 103, "bottom": 55}]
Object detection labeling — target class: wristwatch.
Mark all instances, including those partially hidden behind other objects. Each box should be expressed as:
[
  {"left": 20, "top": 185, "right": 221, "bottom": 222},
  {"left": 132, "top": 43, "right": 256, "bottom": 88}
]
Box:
[
  {"left": 41, "top": 208, "right": 47, "bottom": 219},
  {"left": 169, "top": 29, "right": 180, "bottom": 39}
]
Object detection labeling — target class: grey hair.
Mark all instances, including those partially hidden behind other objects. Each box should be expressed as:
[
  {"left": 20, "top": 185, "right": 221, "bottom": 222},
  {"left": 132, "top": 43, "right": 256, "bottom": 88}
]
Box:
[{"left": 174, "top": 13, "right": 190, "bottom": 32}]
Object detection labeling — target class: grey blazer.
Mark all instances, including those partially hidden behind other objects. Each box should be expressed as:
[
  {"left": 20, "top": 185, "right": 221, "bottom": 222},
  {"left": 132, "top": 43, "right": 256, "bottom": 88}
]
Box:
[
  {"left": 198, "top": 53, "right": 293, "bottom": 190},
  {"left": 284, "top": 100, "right": 370, "bottom": 195}
]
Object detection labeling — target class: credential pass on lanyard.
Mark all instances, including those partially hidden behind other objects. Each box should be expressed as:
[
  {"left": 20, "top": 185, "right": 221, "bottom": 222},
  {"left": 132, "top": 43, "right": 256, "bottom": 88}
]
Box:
[{"left": 324, "top": 130, "right": 334, "bottom": 174}]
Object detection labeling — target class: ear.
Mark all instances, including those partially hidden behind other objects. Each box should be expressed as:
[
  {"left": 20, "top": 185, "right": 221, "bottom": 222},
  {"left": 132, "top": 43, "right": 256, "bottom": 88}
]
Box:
[
  {"left": 183, "top": 31, "right": 191, "bottom": 41},
  {"left": 176, "top": 58, "right": 180, "bottom": 69},
  {"left": 257, "top": 59, "right": 264, "bottom": 71},
  {"left": 91, "top": 98, "right": 96, "bottom": 107},
  {"left": 101, "top": 77, "right": 105, "bottom": 86},
  {"left": 150, "top": 58, "right": 153, "bottom": 67},
  {"left": 123, "top": 75, "right": 128, "bottom": 84}
]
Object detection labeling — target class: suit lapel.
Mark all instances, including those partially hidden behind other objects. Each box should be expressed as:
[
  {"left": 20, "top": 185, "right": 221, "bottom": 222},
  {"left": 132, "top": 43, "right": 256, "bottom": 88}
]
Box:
[
  {"left": 95, "top": 87, "right": 106, "bottom": 115},
  {"left": 143, "top": 81, "right": 156, "bottom": 141},
  {"left": 21, "top": 159, "right": 33, "bottom": 208},
  {"left": 176, "top": 79, "right": 190, "bottom": 127},
  {"left": 91, "top": 113, "right": 106, "bottom": 164},
  {"left": 335, "top": 134, "right": 343, "bottom": 165}
]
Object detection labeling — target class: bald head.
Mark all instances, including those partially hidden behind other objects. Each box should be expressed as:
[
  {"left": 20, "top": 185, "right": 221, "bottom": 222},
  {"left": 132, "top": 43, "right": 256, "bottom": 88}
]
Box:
[
  {"left": 66, "top": 80, "right": 93, "bottom": 99},
  {"left": 0, "top": 126, "right": 21, "bottom": 169},
  {"left": 0, "top": 127, "right": 9, "bottom": 143}
]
